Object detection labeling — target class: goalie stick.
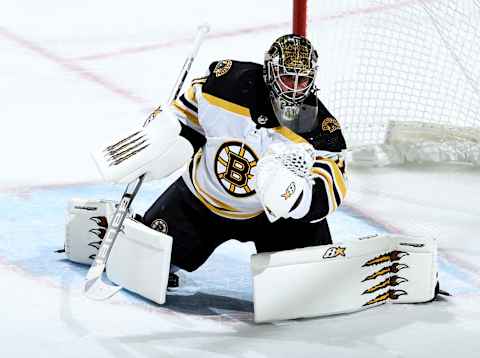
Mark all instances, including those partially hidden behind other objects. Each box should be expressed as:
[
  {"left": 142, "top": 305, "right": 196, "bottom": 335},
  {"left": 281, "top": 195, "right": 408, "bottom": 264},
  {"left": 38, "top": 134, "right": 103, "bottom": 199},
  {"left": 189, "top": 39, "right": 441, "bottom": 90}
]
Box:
[{"left": 84, "top": 24, "right": 210, "bottom": 300}]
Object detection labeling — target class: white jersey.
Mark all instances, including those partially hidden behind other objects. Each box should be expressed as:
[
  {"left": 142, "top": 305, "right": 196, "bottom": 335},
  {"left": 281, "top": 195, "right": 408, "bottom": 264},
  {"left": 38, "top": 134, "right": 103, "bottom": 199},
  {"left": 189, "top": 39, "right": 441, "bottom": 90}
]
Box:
[{"left": 170, "top": 60, "right": 347, "bottom": 221}]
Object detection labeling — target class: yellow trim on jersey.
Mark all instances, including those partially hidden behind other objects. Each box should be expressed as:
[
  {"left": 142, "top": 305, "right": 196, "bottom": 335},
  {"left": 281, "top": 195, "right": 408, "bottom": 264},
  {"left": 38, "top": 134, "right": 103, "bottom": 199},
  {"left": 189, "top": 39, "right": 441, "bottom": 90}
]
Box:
[
  {"left": 315, "top": 158, "right": 348, "bottom": 199},
  {"left": 273, "top": 127, "right": 308, "bottom": 144},
  {"left": 194, "top": 190, "right": 263, "bottom": 219},
  {"left": 322, "top": 158, "right": 348, "bottom": 198},
  {"left": 185, "top": 86, "right": 197, "bottom": 105},
  {"left": 192, "top": 76, "right": 208, "bottom": 86},
  {"left": 202, "top": 93, "right": 251, "bottom": 117},
  {"left": 193, "top": 171, "right": 237, "bottom": 212},
  {"left": 191, "top": 152, "right": 241, "bottom": 212},
  {"left": 173, "top": 100, "right": 199, "bottom": 126},
  {"left": 311, "top": 167, "right": 338, "bottom": 211}
]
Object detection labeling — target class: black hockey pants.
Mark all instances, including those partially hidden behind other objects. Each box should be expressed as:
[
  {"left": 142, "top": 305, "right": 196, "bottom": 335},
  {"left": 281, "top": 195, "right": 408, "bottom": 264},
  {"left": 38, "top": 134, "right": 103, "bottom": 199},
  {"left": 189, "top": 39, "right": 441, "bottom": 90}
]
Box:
[{"left": 142, "top": 177, "right": 332, "bottom": 272}]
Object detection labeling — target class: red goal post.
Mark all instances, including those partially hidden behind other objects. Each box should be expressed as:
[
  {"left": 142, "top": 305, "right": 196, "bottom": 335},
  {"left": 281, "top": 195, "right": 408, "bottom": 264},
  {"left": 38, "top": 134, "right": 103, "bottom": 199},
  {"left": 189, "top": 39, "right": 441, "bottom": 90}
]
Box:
[
  {"left": 293, "top": 0, "right": 307, "bottom": 36},
  {"left": 293, "top": 1, "right": 480, "bottom": 166}
]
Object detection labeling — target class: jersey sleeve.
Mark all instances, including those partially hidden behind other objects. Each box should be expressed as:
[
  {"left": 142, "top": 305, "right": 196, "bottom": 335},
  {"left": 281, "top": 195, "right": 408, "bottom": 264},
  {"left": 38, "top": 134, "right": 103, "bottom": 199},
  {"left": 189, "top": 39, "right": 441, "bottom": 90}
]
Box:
[
  {"left": 302, "top": 152, "right": 347, "bottom": 222},
  {"left": 300, "top": 101, "right": 348, "bottom": 222},
  {"left": 168, "top": 78, "right": 208, "bottom": 152},
  {"left": 171, "top": 80, "right": 205, "bottom": 135}
]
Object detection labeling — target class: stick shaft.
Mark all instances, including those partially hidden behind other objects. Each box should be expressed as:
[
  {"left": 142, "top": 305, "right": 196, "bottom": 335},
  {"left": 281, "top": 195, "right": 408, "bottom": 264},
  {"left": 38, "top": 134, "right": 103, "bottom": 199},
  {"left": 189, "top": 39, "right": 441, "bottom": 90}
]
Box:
[{"left": 84, "top": 25, "right": 210, "bottom": 299}]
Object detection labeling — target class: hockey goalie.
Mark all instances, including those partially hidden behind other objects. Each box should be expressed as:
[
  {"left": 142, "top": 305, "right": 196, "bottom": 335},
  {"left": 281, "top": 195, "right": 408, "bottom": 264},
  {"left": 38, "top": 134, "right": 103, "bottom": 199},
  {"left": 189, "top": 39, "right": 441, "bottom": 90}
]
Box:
[{"left": 63, "top": 34, "right": 441, "bottom": 322}]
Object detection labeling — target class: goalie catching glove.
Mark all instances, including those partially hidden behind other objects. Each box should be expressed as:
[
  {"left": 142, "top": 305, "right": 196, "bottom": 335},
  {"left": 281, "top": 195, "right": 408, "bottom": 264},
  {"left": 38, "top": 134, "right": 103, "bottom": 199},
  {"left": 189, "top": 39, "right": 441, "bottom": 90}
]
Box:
[{"left": 256, "top": 143, "right": 315, "bottom": 222}]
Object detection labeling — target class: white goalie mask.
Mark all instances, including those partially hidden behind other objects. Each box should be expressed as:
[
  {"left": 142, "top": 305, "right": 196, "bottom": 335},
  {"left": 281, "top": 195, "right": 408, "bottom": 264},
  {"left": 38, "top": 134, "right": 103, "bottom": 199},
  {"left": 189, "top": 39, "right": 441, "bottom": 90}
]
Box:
[{"left": 264, "top": 34, "right": 318, "bottom": 128}]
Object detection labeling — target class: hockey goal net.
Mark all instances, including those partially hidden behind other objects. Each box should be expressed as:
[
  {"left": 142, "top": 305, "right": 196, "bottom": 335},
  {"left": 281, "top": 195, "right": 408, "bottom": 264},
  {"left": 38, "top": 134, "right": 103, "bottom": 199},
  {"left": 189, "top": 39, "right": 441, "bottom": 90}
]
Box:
[{"left": 304, "top": 0, "right": 480, "bottom": 166}]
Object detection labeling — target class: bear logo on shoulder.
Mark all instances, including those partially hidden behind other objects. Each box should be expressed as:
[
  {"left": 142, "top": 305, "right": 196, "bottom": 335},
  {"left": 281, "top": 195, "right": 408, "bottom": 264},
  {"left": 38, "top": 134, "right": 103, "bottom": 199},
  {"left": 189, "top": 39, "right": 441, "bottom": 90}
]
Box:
[
  {"left": 321, "top": 117, "right": 340, "bottom": 133},
  {"left": 213, "top": 60, "right": 233, "bottom": 77}
]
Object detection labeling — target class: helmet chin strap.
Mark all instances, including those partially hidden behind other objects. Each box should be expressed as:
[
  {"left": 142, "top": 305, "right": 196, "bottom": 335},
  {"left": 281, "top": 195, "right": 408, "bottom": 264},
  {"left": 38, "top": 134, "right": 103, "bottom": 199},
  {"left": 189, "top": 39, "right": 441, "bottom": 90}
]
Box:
[
  {"left": 271, "top": 93, "right": 300, "bottom": 126},
  {"left": 270, "top": 91, "right": 319, "bottom": 134},
  {"left": 280, "top": 105, "right": 300, "bottom": 124}
]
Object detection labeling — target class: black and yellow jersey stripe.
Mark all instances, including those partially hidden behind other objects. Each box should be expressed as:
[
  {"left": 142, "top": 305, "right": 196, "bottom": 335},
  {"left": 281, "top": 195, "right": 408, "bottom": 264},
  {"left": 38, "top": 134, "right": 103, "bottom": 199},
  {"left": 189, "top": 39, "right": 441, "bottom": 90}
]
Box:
[
  {"left": 172, "top": 84, "right": 203, "bottom": 131},
  {"left": 311, "top": 156, "right": 348, "bottom": 217},
  {"left": 202, "top": 60, "right": 281, "bottom": 129},
  {"left": 273, "top": 126, "right": 309, "bottom": 144},
  {"left": 202, "top": 92, "right": 251, "bottom": 118}
]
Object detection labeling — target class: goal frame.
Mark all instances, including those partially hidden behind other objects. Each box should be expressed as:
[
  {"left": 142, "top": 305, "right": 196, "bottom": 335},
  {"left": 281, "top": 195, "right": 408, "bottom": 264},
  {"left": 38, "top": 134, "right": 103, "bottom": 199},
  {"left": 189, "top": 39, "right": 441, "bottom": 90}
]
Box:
[{"left": 293, "top": 0, "right": 308, "bottom": 36}]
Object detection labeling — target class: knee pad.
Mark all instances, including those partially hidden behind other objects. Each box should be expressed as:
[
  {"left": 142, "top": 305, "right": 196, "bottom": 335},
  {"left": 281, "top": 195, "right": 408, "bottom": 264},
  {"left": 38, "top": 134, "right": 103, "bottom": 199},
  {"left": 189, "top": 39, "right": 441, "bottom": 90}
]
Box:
[{"left": 106, "top": 217, "right": 173, "bottom": 304}]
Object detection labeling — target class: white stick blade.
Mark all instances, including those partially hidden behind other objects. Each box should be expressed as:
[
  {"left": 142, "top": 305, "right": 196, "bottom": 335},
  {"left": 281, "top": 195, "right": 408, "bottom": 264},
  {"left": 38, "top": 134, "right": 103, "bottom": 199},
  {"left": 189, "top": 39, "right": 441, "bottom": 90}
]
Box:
[{"left": 84, "top": 274, "right": 122, "bottom": 300}]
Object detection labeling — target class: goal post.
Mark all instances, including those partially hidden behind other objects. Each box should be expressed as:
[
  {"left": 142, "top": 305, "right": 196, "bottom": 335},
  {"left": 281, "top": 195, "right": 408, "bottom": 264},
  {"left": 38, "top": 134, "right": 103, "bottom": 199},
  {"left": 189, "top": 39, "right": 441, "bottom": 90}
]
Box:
[
  {"left": 293, "top": 0, "right": 308, "bottom": 36},
  {"left": 294, "top": 1, "right": 480, "bottom": 166}
]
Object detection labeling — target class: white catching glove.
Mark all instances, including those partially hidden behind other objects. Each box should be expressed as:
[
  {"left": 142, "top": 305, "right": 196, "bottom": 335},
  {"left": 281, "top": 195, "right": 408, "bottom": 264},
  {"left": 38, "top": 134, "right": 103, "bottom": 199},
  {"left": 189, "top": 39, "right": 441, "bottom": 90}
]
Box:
[{"left": 255, "top": 143, "right": 315, "bottom": 222}]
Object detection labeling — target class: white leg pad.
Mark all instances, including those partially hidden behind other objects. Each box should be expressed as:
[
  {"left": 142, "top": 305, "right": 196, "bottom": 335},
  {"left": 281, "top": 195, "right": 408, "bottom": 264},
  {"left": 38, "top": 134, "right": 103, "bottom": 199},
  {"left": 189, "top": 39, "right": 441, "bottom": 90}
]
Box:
[
  {"left": 65, "top": 198, "right": 116, "bottom": 265},
  {"left": 106, "top": 218, "right": 172, "bottom": 305},
  {"left": 251, "top": 234, "right": 437, "bottom": 323}
]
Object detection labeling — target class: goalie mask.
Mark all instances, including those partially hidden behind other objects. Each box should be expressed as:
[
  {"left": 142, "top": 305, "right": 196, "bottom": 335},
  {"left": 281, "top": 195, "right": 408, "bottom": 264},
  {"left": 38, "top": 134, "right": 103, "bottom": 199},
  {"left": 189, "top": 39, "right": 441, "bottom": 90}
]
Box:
[{"left": 264, "top": 34, "right": 318, "bottom": 129}]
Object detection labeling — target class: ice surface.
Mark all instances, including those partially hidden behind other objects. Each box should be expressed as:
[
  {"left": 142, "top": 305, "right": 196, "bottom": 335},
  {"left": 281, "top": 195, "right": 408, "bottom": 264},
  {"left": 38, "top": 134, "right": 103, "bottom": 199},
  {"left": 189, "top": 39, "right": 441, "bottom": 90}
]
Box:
[{"left": 0, "top": 1, "right": 479, "bottom": 357}]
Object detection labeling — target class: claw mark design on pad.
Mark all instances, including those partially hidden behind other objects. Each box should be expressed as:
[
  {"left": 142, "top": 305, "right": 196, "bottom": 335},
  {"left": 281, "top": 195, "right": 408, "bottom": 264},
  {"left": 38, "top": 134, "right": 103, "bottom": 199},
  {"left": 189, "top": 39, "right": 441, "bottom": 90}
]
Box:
[{"left": 362, "top": 251, "right": 409, "bottom": 267}]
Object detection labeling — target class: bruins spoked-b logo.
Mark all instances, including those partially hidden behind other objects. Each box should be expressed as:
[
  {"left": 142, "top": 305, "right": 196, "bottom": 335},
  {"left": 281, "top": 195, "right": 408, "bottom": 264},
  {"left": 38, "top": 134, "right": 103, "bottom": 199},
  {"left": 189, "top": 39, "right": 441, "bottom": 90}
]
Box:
[
  {"left": 150, "top": 218, "right": 168, "bottom": 234},
  {"left": 215, "top": 141, "right": 258, "bottom": 197}
]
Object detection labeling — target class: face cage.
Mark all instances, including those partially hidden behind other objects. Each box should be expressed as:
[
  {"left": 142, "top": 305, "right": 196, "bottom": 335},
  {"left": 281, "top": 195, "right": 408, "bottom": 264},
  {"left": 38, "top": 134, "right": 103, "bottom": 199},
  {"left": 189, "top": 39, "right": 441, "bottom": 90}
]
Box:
[{"left": 267, "top": 63, "right": 317, "bottom": 104}]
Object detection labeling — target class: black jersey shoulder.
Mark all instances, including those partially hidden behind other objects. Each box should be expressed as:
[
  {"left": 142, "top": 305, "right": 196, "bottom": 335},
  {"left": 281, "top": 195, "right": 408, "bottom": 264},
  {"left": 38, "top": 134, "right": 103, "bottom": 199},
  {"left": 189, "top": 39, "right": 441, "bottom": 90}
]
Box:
[
  {"left": 202, "top": 60, "right": 279, "bottom": 127},
  {"left": 300, "top": 95, "right": 347, "bottom": 152},
  {"left": 203, "top": 60, "right": 264, "bottom": 105}
]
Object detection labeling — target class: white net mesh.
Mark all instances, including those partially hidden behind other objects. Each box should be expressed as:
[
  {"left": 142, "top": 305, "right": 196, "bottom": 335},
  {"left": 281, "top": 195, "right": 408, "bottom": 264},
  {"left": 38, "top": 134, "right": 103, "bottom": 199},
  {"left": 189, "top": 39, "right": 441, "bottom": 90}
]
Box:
[{"left": 307, "top": 0, "right": 480, "bottom": 165}]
